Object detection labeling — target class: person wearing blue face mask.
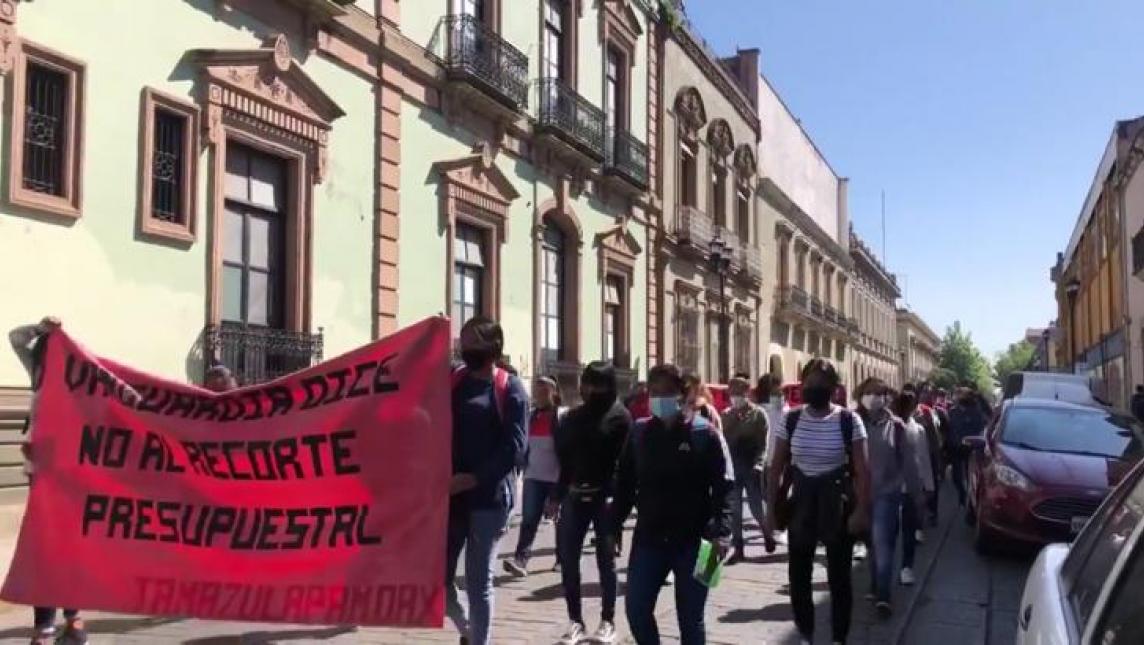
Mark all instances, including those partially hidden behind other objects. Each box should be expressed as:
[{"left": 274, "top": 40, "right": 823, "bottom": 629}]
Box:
[{"left": 613, "top": 364, "right": 735, "bottom": 644}]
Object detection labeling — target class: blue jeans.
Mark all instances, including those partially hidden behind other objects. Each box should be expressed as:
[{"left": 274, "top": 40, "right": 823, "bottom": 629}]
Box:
[
  {"left": 731, "top": 461, "right": 765, "bottom": 550},
  {"left": 870, "top": 492, "right": 904, "bottom": 602},
  {"left": 514, "top": 479, "right": 556, "bottom": 563},
  {"left": 625, "top": 540, "right": 709, "bottom": 645},
  {"left": 901, "top": 494, "right": 920, "bottom": 569},
  {"left": 446, "top": 505, "right": 511, "bottom": 645}
]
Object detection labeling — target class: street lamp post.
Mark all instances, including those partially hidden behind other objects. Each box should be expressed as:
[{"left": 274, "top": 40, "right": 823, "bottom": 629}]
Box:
[{"left": 709, "top": 236, "right": 732, "bottom": 384}]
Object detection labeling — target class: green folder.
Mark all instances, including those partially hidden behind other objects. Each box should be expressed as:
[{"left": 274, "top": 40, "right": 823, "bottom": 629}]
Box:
[{"left": 692, "top": 539, "right": 726, "bottom": 588}]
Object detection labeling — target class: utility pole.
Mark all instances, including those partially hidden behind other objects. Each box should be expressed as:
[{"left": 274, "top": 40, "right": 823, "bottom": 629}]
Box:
[{"left": 881, "top": 190, "right": 887, "bottom": 265}]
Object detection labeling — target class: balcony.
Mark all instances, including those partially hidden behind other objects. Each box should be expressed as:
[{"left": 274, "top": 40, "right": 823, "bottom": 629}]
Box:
[
  {"left": 810, "top": 296, "right": 824, "bottom": 318},
  {"left": 443, "top": 15, "right": 529, "bottom": 110},
  {"left": 604, "top": 128, "right": 648, "bottom": 189},
  {"left": 674, "top": 205, "right": 714, "bottom": 250},
  {"left": 1134, "top": 225, "right": 1144, "bottom": 279},
  {"left": 738, "top": 244, "right": 763, "bottom": 283},
  {"left": 775, "top": 285, "right": 812, "bottom": 320},
  {"left": 205, "top": 323, "right": 323, "bottom": 386},
  {"left": 537, "top": 79, "right": 606, "bottom": 162}
]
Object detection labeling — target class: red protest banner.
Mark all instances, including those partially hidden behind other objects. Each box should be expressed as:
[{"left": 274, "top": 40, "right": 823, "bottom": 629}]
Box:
[{"left": 1, "top": 317, "right": 451, "bottom": 628}]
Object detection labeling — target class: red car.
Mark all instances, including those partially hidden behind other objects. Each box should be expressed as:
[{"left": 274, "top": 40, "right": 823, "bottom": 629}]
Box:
[{"left": 964, "top": 398, "right": 1144, "bottom": 553}]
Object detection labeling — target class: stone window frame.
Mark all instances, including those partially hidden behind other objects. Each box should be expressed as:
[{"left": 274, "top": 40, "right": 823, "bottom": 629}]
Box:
[
  {"left": 138, "top": 87, "right": 201, "bottom": 243},
  {"left": 539, "top": 0, "right": 582, "bottom": 87},
  {"left": 599, "top": 0, "right": 641, "bottom": 131},
  {"left": 733, "top": 144, "right": 755, "bottom": 243},
  {"left": 449, "top": 0, "right": 503, "bottom": 32},
  {"left": 192, "top": 35, "right": 344, "bottom": 333},
  {"left": 595, "top": 223, "right": 642, "bottom": 369},
  {"left": 433, "top": 144, "right": 519, "bottom": 328},
  {"left": 673, "top": 281, "right": 702, "bottom": 376},
  {"left": 706, "top": 119, "right": 734, "bottom": 228},
  {"left": 674, "top": 87, "right": 706, "bottom": 209},
  {"left": 733, "top": 304, "right": 755, "bottom": 377},
  {"left": 6, "top": 39, "right": 86, "bottom": 220},
  {"left": 535, "top": 191, "right": 584, "bottom": 366}
]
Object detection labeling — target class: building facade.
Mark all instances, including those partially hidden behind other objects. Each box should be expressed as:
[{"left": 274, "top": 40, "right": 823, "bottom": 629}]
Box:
[
  {"left": 0, "top": 0, "right": 382, "bottom": 498},
  {"left": 756, "top": 75, "right": 855, "bottom": 389},
  {"left": 652, "top": 14, "right": 762, "bottom": 383},
  {"left": 394, "top": 0, "right": 655, "bottom": 401},
  {"left": 896, "top": 308, "right": 940, "bottom": 386},
  {"left": 1052, "top": 117, "right": 1143, "bottom": 408},
  {"left": 850, "top": 230, "right": 901, "bottom": 388}
]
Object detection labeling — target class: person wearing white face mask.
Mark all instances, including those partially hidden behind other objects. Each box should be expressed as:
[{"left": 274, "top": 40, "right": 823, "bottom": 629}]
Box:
[{"left": 722, "top": 377, "right": 774, "bottom": 562}]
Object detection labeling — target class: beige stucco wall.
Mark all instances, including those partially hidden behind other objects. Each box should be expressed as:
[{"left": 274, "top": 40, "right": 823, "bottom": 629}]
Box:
[
  {"left": 756, "top": 76, "right": 840, "bottom": 242},
  {"left": 0, "top": 1, "right": 376, "bottom": 387},
  {"left": 1123, "top": 167, "right": 1144, "bottom": 390}
]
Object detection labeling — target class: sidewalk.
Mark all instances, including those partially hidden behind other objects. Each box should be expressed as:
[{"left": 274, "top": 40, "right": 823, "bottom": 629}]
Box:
[{"left": 0, "top": 484, "right": 960, "bottom": 644}]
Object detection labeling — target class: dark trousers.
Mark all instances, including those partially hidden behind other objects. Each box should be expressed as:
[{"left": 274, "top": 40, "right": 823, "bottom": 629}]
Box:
[
  {"left": 901, "top": 495, "right": 920, "bottom": 569},
  {"left": 625, "top": 539, "right": 709, "bottom": 645},
  {"left": 730, "top": 461, "right": 765, "bottom": 550},
  {"left": 950, "top": 450, "right": 970, "bottom": 505},
  {"left": 33, "top": 607, "right": 78, "bottom": 631},
  {"left": 514, "top": 479, "right": 556, "bottom": 563},
  {"left": 557, "top": 492, "right": 616, "bottom": 623},
  {"left": 789, "top": 539, "right": 852, "bottom": 642}
]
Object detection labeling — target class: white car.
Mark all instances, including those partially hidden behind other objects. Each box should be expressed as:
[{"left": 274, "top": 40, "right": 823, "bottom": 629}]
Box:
[{"left": 1016, "top": 458, "right": 1144, "bottom": 644}]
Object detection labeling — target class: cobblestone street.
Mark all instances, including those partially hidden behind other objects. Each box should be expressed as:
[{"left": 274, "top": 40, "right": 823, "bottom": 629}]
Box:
[{"left": 0, "top": 482, "right": 1015, "bottom": 644}]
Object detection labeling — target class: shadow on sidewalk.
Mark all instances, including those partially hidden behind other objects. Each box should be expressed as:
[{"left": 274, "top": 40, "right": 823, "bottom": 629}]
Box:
[
  {"left": 0, "top": 615, "right": 185, "bottom": 640},
  {"left": 181, "top": 625, "right": 356, "bottom": 644}
]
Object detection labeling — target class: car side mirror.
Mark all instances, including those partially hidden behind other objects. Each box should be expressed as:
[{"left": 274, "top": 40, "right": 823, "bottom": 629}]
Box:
[{"left": 963, "top": 436, "right": 987, "bottom": 452}]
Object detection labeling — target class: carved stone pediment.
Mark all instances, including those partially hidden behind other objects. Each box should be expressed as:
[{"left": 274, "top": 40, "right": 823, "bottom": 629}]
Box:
[
  {"left": 432, "top": 153, "right": 520, "bottom": 206},
  {"left": 191, "top": 35, "right": 344, "bottom": 181},
  {"left": 675, "top": 87, "right": 706, "bottom": 136},
  {"left": 600, "top": 0, "right": 643, "bottom": 56},
  {"left": 734, "top": 144, "right": 756, "bottom": 178},
  {"left": 595, "top": 223, "right": 643, "bottom": 260}
]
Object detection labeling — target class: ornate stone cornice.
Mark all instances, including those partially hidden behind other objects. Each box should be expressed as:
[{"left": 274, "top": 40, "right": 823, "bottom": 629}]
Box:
[
  {"left": 850, "top": 228, "right": 900, "bottom": 296},
  {"left": 669, "top": 23, "right": 759, "bottom": 137}
]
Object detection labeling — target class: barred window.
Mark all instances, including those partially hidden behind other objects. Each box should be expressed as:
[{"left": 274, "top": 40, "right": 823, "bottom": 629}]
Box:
[
  {"left": 676, "top": 291, "right": 700, "bottom": 375},
  {"left": 735, "top": 317, "right": 753, "bottom": 377},
  {"left": 8, "top": 43, "right": 84, "bottom": 218},
  {"left": 151, "top": 109, "right": 186, "bottom": 223},
  {"left": 22, "top": 63, "right": 67, "bottom": 196},
  {"left": 139, "top": 89, "right": 199, "bottom": 240}
]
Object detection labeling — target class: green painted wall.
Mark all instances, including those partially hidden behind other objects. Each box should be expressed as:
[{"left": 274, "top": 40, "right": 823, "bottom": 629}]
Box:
[
  {"left": 0, "top": 0, "right": 375, "bottom": 386},
  {"left": 397, "top": 107, "right": 649, "bottom": 377}
]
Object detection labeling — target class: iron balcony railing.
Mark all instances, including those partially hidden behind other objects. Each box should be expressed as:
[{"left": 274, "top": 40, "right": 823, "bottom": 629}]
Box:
[
  {"left": 205, "top": 323, "right": 323, "bottom": 386},
  {"left": 777, "top": 285, "right": 811, "bottom": 314},
  {"left": 810, "top": 296, "right": 824, "bottom": 318},
  {"left": 674, "top": 205, "right": 713, "bottom": 247},
  {"left": 537, "top": 78, "right": 606, "bottom": 161},
  {"left": 604, "top": 127, "right": 648, "bottom": 188},
  {"left": 824, "top": 305, "right": 839, "bottom": 326},
  {"left": 444, "top": 14, "right": 529, "bottom": 109}
]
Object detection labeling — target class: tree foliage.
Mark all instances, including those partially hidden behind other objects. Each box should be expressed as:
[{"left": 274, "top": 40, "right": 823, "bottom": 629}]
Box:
[
  {"left": 928, "top": 367, "right": 959, "bottom": 390},
  {"left": 937, "top": 321, "right": 994, "bottom": 393},
  {"left": 993, "top": 340, "right": 1037, "bottom": 388}
]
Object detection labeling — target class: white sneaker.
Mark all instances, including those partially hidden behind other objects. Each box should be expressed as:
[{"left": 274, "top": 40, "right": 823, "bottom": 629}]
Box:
[
  {"left": 900, "top": 567, "right": 916, "bottom": 586},
  {"left": 853, "top": 543, "right": 867, "bottom": 561},
  {"left": 592, "top": 620, "right": 616, "bottom": 643},
  {"left": 916, "top": 530, "right": 926, "bottom": 544},
  {"left": 558, "top": 621, "right": 585, "bottom": 645}
]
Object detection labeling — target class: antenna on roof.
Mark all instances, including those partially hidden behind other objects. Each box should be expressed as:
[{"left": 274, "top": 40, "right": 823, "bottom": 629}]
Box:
[{"left": 881, "top": 189, "right": 887, "bottom": 266}]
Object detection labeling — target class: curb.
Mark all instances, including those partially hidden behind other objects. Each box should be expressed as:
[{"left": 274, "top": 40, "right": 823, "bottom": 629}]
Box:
[{"left": 891, "top": 498, "right": 959, "bottom": 644}]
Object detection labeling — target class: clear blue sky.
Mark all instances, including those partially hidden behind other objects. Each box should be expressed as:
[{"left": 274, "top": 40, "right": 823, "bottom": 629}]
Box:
[{"left": 685, "top": 0, "right": 1144, "bottom": 358}]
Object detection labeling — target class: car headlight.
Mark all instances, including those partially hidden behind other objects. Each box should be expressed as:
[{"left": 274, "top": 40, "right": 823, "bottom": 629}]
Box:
[{"left": 994, "top": 463, "right": 1034, "bottom": 491}]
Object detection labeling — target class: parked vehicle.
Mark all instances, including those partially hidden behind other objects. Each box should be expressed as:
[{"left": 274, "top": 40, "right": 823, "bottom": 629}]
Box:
[
  {"left": 965, "top": 398, "right": 1144, "bottom": 552},
  {"left": 1002, "top": 371, "right": 1100, "bottom": 406},
  {"left": 1015, "top": 458, "right": 1144, "bottom": 644}
]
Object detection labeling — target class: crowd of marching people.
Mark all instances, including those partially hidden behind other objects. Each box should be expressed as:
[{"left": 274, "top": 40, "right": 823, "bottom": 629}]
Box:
[{"left": 9, "top": 314, "right": 993, "bottom": 645}]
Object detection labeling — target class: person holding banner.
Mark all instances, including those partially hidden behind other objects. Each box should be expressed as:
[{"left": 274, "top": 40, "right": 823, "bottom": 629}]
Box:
[
  {"left": 614, "top": 363, "right": 734, "bottom": 645},
  {"left": 9, "top": 318, "right": 88, "bottom": 645},
  {"left": 447, "top": 316, "right": 528, "bottom": 645},
  {"left": 551, "top": 362, "right": 631, "bottom": 645}
]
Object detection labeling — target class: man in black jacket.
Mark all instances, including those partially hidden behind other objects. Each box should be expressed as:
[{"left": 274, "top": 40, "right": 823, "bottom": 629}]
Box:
[
  {"left": 614, "top": 363, "right": 734, "bottom": 645},
  {"left": 552, "top": 362, "right": 632, "bottom": 645}
]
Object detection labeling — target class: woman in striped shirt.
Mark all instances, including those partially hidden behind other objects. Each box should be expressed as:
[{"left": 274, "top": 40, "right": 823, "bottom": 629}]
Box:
[{"left": 766, "top": 359, "right": 871, "bottom": 645}]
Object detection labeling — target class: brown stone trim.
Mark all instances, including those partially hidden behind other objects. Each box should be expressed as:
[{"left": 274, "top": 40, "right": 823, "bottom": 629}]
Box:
[
  {"left": 376, "top": 77, "right": 402, "bottom": 337},
  {"left": 647, "top": 23, "right": 662, "bottom": 365},
  {"left": 138, "top": 87, "right": 201, "bottom": 244},
  {"left": 434, "top": 148, "right": 518, "bottom": 327},
  {"left": 0, "top": 0, "right": 17, "bottom": 76},
  {"left": 206, "top": 128, "right": 313, "bottom": 333},
  {"left": 599, "top": 0, "right": 640, "bottom": 67},
  {"left": 7, "top": 39, "right": 86, "bottom": 220},
  {"left": 598, "top": 224, "right": 639, "bottom": 367},
  {"left": 671, "top": 24, "right": 759, "bottom": 136}
]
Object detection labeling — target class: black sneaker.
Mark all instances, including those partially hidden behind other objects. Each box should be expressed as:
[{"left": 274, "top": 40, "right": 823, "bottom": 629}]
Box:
[
  {"left": 875, "top": 601, "right": 892, "bottom": 619},
  {"left": 56, "top": 624, "right": 88, "bottom": 645}
]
